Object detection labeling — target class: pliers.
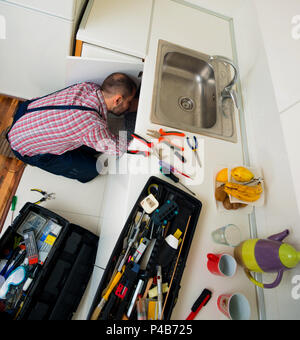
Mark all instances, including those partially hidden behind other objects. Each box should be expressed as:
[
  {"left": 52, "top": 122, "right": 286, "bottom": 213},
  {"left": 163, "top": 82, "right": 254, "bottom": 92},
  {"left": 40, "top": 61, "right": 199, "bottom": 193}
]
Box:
[
  {"left": 187, "top": 136, "right": 202, "bottom": 168},
  {"left": 30, "top": 189, "right": 56, "bottom": 205},
  {"left": 127, "top": 133, "right": 154, "bottom": 157},
  {"left": 147, "top": 129, "right": 185, "bottom": 151}
]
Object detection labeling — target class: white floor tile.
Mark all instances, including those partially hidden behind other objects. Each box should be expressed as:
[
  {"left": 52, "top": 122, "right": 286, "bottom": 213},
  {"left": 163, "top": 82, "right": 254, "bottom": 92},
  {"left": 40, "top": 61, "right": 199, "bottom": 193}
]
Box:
[
  {"left": 94, "top": 215, "right": 124, "bottom": 269},
  {"left": 10, "top": 165, "right": 108, "bottom": 217}
]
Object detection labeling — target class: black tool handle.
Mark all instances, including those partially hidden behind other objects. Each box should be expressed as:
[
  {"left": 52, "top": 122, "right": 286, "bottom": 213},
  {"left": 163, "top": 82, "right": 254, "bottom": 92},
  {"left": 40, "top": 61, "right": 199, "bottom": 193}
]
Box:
[
  {"left": 127, "top": 150, "right": 150, "bottom": 157},
  {"left": 160, "top": 167, "right": 179, "bottom": 184},
  {"left": 174, "top": 151, "right": 186, "bottom": 163},
  {"left": 191, "top": 289, "right": 212, "bottom": 312},
  {"left": 131, "top": 134, "right": 154, "bottom": 148}
]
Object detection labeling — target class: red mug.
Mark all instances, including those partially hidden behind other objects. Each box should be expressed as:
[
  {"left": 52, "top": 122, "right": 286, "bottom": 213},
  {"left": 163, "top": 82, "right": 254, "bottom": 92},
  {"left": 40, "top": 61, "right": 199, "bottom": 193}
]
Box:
[{"left": 207, "top": 253, "right": 237, "bottom": 277}]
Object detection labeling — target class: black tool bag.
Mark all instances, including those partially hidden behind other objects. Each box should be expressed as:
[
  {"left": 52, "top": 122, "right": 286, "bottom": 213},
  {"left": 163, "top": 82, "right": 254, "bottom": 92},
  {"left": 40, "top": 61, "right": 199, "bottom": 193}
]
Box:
[
  {"left": 0, "top": 203, "right": 99, "bottom": 320},
  {"left": 88, "top": 176, "right": 202, "bottom": 321}
]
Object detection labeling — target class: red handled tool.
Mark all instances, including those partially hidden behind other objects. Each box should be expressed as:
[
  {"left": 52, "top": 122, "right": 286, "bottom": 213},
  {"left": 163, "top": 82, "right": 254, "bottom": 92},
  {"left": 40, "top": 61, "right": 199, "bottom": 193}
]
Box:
[
  {"left": 147, "top": 129, "right": 185, "bottom": 151},
  {"left": 159, "top": 128, "right": 185, "bottom": 137},
  {"left": 160, "top": 167, "right": 196, "bottom": 196},
  {"left": 186, "top": 289, "right": 212, "bottom": 320},
  {"left": 127, "top": 150, "right": 151, "bottom": 157},
  {"left": 131, "top": 133, "right": 154, "bottom": 148},
  {"left": 127, "top": 133, "right": 153, "bottom": 157}
]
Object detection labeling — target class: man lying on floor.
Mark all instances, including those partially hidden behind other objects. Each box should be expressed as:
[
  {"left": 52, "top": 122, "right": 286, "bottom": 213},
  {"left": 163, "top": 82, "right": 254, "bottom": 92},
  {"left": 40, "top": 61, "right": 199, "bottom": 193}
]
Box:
[{"left": 7, "top": 73, "right": 138, "bottom": 183}]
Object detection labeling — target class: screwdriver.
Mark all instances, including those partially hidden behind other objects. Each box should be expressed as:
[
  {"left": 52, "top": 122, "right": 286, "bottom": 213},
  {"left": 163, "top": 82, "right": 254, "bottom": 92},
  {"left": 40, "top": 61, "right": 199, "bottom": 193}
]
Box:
[
  {"left": 11, "top": 196, "right": 17, "bottom": 224},
  {"left": 160, "top": 167, "right": 196, "bottom": 196}
]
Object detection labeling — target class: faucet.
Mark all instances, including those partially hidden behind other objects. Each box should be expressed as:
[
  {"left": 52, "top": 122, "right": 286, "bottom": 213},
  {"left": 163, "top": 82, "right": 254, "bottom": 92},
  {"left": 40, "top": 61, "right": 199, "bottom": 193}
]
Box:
[{"left": 209, "top": 55, "right": 240, "bottom": 110}]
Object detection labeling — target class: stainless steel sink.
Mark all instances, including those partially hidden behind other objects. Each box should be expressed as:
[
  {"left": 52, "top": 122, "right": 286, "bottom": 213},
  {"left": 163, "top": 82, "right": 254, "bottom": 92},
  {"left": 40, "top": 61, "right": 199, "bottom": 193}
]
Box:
[{"left": 151, "top": 40, "right": 238, "bottom": 143}]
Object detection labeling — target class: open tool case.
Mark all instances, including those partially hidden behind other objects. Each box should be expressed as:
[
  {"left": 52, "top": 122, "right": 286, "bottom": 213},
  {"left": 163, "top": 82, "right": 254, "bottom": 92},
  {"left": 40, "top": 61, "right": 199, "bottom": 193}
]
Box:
[
  {"left": 0, "top": 203, "right": 98, "bottom": 320},
  {"left": 88, "top": 176, "right": 202, "bottom": 320}
]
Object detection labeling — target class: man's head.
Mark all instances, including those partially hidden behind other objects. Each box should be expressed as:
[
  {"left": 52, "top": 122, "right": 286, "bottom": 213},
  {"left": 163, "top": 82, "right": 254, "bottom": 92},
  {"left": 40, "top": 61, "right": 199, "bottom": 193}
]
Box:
[{"left": 101, "top": 73, "right": 137, "bottom": 115}]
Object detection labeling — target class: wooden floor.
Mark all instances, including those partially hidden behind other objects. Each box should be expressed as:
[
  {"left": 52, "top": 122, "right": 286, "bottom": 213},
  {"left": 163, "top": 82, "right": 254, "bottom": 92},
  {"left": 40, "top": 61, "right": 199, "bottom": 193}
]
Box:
[{"left": 0, "top": 95, "right": 25, "bottom": 232}]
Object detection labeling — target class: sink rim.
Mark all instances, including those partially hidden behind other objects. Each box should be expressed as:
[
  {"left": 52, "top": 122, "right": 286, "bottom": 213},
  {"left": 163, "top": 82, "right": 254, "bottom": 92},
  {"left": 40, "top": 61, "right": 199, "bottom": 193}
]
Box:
[{"left": 150, "top": 39, "right": 237, "bottom": 143}]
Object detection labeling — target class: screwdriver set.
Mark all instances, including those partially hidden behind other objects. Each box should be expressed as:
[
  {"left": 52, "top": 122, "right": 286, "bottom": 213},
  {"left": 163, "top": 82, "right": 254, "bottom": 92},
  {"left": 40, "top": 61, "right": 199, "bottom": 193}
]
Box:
[{"left": 88, "top": 176, "right": 202, "bottom": 320}]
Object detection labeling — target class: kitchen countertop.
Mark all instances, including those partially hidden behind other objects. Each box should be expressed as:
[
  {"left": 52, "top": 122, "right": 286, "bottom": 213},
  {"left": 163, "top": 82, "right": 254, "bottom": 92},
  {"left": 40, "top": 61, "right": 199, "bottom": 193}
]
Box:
[{"left": 95, "top": 0, "right": 259, "bottom": 320}]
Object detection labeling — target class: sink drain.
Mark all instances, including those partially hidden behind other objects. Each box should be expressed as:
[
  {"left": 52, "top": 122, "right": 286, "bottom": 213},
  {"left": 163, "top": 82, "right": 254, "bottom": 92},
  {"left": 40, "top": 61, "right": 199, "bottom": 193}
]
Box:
[{"left": 178, "top": 97, "right": 194, "bottom": 111}]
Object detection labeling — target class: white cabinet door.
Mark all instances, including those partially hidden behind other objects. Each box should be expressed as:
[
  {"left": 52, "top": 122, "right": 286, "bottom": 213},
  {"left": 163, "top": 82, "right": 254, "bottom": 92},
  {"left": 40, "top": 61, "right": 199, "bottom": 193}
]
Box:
[
  {"left": 0, "top": 2, "right": 74, "bottom": 99},
  {"left": 66, "top": 56, "right": 143, "bottom": 87},
  {"left": 81, "top": 43, "right": 142, "bottom": 63},
  {"left": 77, "top": 0, "right": 153, "bottom": 59}
]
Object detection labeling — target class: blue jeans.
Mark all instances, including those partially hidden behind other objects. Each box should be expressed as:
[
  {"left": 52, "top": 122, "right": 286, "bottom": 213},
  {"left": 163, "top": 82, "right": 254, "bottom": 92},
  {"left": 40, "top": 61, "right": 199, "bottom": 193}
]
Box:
[{"left": 12, "top": 145, "right": 100, "bottom": 184}]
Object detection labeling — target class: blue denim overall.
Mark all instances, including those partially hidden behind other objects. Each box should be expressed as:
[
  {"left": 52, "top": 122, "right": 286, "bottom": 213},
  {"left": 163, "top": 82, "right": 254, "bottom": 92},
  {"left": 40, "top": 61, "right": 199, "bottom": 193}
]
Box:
[{"left": 8, "top": 95, "right": 102, "bottom": 183}]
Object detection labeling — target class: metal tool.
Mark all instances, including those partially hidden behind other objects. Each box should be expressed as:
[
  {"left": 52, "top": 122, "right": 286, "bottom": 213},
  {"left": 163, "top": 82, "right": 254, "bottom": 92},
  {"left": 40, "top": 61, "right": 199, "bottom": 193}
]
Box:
[
  {"left": 127, "top": 150, "right": 151, "bottom": 157},
  {"left": 147, "top": 128, "right": 185, "bottom": 139},
  {"left": 128, "top": 133, "right": 162, "bottom": 159},
  {"left": 147, "top": 129, "right": 185, "bottom": 151},
  {"left": 159, "top": 160, "right": 192, "bottom": 179},
  {"left": 160, "top": 167, "right": 196, "bottom": 197},
  {"left": 30, "top": 189, "right": 55, "bottom": 205},
  {"left": 91, "top": 199, "right": 156, "bottom": 320},
  {"left": 160, "top": 216, "right": 192, "bottom": 320},
  {"left": 131, "top": 133, "right": 154, "bottom": 149},
  {"left": 157, "top": 265, "right": 163, "bottom": 320},
  {"left": 10, "top": 196, "right": 17, "bottom": 224},
  {"left": 90, "top": 265, "right": 125, "bottom": 320},
  {"left": 187, "top": 136, "right": 202, "bottom": 168}
]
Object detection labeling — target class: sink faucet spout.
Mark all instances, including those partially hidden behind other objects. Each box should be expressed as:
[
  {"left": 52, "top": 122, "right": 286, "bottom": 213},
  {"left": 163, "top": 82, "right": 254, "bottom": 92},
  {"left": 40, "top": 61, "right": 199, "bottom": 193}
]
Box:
[{"left": 209, "top": 55, "right": 239, "bottom": 109}]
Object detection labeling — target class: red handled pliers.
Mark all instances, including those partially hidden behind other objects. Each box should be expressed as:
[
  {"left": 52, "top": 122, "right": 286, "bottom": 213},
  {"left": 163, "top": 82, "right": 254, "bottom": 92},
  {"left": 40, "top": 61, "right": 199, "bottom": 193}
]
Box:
[
  {"left": 147, "top": 129, "right": 185, "bottom": 151},
  {"left": 127, "top": 133, "right": 154, "bottom": 157}
]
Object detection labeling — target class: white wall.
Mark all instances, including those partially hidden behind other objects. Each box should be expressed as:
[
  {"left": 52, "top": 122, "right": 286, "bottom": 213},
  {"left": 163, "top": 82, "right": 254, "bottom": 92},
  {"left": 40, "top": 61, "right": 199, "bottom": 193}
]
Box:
[
  {"left": 253, "top": 0, "right": 300, "bottom": 113},
  {"left": 247, "top": 2, "right": 300, "bottom": 320},
  {"left": 252, "top": 0, "right": 300, "bottom": 234},
  {"left": 185, "top": 0, "right": 300, "bottom": 320}
]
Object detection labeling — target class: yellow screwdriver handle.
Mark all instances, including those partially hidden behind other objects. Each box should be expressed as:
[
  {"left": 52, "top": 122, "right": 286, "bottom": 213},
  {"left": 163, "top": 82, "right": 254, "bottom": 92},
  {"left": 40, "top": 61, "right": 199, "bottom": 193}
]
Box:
[
  {"left": 90, "top": 266, "right": 125, "bottom": 320},
  {"left": 103, "top": 266, "right": 125, "bottom": 300}
]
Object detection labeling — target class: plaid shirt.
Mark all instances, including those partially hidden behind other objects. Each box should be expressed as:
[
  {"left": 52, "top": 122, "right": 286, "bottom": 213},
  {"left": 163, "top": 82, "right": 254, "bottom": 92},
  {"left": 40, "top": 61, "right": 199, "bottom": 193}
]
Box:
[{"left": 8, "top": 82, "right": 128, "bottom": 157}]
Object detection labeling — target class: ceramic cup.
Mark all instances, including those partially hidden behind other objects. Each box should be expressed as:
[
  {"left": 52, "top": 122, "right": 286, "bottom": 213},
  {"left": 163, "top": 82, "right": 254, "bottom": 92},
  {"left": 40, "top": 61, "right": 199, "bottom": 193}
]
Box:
[
  {"left": 211, "top": 224, "right": 241, "bottom": 247},
  {"left": 217, "top": 293, "right": 251, "bottom": 320},
  {"left": 207, "top": 253, "right": 237, "bottom": 277}
]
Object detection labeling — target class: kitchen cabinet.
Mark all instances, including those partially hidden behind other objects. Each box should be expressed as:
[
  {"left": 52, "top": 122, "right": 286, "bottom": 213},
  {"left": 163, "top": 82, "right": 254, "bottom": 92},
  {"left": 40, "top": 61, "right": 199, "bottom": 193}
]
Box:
[
  {"left": 0, "top": 0, "right": 87, "bottom": 99},
  {"left": 65, "top": 56, "right": 143, "bottom": 88},
  {"left": 81, "top": 43, "right": 142, "bottom": 63},
  {"left": 75, "top": 0, "right": 153, "bottom": 59},
  {"left": 2, "top": 0, "right": 85, "bottom": 20}
]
